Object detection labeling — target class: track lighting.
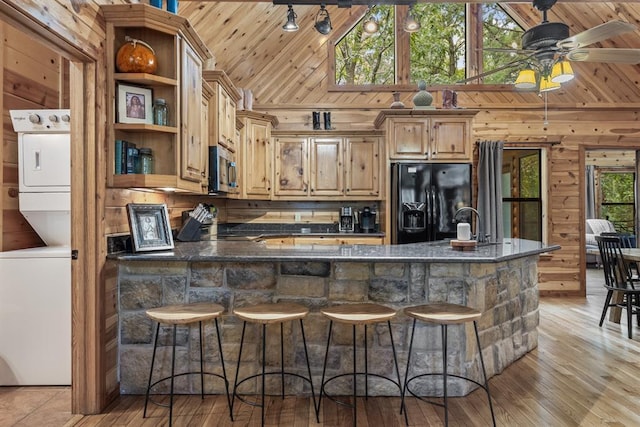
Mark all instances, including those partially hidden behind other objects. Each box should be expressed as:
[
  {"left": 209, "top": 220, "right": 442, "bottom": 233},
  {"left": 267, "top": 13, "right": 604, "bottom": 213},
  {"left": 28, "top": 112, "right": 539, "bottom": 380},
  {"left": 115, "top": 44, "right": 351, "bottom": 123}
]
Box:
[
  {"left": 314, "top": 4, "right": 332, "bottom": 35},
  {"left": 363, "top": 6, "right": 379, "bottom": 35},
  {"left": 282, "top": 4, "right": 299, "bottom": 32},
  {"left": 403, "top": 4, "right": 420, "bottom": 33}
]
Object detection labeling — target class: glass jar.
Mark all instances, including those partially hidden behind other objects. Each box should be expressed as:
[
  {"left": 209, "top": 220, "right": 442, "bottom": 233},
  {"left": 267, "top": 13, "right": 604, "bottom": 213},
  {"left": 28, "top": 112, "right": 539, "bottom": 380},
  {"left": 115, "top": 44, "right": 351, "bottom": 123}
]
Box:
[
  {"left": 138, "top": 148, "right": 153, "bottom": 174},
  {"left": 153, "top": 98, "right": 168, "bottom": 126}
]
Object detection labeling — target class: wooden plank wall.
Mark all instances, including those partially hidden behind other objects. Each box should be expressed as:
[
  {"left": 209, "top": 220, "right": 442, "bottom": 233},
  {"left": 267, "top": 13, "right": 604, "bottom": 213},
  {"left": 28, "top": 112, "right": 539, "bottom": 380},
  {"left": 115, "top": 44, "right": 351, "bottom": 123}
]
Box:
[{"left": 1, "top": 21, "right": 63, "bottom": 251}]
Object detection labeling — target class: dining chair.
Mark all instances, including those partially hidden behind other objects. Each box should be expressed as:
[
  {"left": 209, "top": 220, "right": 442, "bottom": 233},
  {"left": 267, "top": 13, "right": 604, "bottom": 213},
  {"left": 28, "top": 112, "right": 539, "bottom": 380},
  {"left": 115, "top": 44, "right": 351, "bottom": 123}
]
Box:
[{"left": 595, "top": 235, "right": 640, "bottom": 338}]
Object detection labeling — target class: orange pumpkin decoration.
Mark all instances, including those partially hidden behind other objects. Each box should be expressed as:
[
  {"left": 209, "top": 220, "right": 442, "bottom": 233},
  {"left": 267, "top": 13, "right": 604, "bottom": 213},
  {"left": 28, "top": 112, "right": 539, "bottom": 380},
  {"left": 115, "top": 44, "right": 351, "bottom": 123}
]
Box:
[{"left": 116, "top": 36, "right": 158, "bottom": 74}]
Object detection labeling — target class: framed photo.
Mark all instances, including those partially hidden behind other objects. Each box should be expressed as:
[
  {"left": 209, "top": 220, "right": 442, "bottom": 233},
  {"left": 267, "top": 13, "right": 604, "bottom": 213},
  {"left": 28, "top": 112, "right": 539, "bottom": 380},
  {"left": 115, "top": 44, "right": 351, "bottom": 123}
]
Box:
[
  {"left": 126, "top": 203, "right": 174, "bottom": 252},
  {"left": 117, "top": 83, "right": 153, "bottom": 124}
]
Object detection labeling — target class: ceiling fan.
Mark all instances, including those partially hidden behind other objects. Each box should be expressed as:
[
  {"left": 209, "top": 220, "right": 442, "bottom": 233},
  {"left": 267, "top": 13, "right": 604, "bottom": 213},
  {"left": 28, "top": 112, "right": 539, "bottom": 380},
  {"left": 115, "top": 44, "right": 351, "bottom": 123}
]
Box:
[{"left": 460, "top": 0, "right": 640, "bottom": 90}]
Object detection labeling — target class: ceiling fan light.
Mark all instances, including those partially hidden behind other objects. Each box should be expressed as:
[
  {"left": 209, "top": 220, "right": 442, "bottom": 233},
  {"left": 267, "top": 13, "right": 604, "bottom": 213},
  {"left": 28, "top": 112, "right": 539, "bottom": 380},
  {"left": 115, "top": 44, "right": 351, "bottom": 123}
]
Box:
[
  {"left": 282, "top": 4, "right": 299, "bottom": 32},
  {"left": 514, "top": 69, "right": 537, "bottom": 89},
  {"left": 539, "top": 76, "right": 561, "bottom": 93},
  {"left": 551, "top": 61, "right": 575, "bottom": 83}
]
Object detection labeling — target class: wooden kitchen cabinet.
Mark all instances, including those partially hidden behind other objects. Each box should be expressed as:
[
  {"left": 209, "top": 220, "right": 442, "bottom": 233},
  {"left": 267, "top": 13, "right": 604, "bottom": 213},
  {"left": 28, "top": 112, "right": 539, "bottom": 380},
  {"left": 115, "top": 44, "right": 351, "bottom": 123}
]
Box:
[
  {"left": 203, "top": 70, "right": 241, "bottom": 152},
  {"left": 293, "top": 236, "right": 384, "bottom": 245},
  {"left": 180, "top": 40, "right": 204, "bottom": 184},
  {"left": 274, "top": 136, "right": 308, "bottom": 196},
  {"left": 271, "top": 131, "right": 383, "bottom": 201},
  {"left": 237, "top": 111, "right": 279, "bottom": 199},
  {"left": 102, "top": 3, "right": 213, "bottom": 193},
  {"left": 374, "top": 109, "right": 479, "bottom": 162},
  {"left": 200, "top": 80, "right": 213, "bottom": 192},
  {"left": 310, "top": 137, "right": 343, "bottom": 197},
  {"left": 345, "top": 136, "right": 380, "bottom": 197}
]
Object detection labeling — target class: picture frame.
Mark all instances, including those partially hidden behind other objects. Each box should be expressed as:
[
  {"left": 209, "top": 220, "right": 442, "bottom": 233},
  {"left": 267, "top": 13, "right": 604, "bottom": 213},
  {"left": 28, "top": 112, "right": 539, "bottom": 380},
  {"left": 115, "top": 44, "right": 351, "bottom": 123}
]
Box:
[
  {"left": 117, "top": 83, "right": 153, "bottom": 124},
  {"left": 126, "top": 203, "right": 174, "bottom": 252}
]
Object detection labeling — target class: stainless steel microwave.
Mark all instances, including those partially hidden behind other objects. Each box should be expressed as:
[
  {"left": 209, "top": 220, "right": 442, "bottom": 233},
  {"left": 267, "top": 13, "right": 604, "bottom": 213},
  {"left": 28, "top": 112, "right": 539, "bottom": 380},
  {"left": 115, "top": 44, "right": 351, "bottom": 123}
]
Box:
[{"left": 208, "top": 145, "right": 237, "bottom": 194}]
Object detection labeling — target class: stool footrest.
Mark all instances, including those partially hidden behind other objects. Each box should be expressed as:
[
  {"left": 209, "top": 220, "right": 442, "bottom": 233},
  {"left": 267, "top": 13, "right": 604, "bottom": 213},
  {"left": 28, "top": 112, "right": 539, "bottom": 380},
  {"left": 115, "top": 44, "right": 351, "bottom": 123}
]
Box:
[
  {"left": 234, "top": 371, "right": 314, "bottom": 408},
  {"left": 321, "top": 372, "right": 402, "bottom": 409},
  {"left": 405, "top": 372, "right": 489, "bottom": 404},
  {"left": 146, "top": 371, "right": 229, "bottom": 410}
]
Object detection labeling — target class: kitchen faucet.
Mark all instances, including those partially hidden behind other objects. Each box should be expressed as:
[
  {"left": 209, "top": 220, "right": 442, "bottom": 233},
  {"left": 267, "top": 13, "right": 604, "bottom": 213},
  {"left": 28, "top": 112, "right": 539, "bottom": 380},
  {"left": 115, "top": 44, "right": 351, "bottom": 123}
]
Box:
[{"left": 454, "top": 207, "right": 488, "bottom": 243}]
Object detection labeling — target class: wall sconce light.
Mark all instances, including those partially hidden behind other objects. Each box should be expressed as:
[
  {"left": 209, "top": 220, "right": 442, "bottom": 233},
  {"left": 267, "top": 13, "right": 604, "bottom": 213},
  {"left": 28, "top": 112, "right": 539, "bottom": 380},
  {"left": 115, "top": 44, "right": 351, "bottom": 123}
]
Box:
[
  {"left": 282, "top": 4, "right": 299, "bottom": 32},
  {"left": 363, "top": 6, "right": 379, "bottom": 35},
  {"left": 404, "top": 4, "right": 420, "bottom": 33},
  {"left": 315, "top": 4, "right": 332, "bottom": 35}
]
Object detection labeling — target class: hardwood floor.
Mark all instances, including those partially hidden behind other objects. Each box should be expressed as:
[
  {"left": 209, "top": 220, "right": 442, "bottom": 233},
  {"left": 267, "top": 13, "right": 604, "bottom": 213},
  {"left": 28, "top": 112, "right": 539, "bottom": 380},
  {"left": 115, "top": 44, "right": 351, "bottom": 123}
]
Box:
[{"left": 2, "top": 278, "right": 639, "bottom": 426}]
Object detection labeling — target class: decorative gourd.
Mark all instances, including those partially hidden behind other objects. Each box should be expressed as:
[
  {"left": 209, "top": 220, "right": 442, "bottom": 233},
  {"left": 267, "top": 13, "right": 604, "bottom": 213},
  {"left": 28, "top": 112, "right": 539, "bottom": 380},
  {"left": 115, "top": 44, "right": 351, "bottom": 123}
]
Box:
[{"left": 116, "top": 36, "right": 157, "bottom": 74}]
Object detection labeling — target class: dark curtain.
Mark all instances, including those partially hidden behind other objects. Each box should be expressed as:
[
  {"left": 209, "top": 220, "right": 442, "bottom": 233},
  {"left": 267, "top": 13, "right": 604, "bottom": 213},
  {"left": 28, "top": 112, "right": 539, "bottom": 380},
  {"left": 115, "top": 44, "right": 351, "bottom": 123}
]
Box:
[{"left": 477, "top": 140, "right": 504, "bottom": 243}]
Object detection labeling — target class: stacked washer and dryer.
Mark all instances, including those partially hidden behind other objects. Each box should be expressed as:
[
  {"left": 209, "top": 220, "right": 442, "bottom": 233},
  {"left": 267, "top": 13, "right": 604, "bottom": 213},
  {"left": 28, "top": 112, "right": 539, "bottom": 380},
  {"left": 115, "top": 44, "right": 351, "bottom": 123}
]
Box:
[{"left": 0, "top": 110, "right": 71, "bottom": 385}]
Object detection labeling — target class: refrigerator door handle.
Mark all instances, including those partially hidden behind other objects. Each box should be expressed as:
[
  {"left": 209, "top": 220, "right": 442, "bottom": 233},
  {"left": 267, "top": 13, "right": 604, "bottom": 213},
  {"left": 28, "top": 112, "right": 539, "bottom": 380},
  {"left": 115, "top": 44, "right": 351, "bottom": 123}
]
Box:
[
  {"left": 425, "top": 188, "right": 432, "bottom": 240},
  {"left": 431, "top": 186, "right": 438, "bottom": 240}
]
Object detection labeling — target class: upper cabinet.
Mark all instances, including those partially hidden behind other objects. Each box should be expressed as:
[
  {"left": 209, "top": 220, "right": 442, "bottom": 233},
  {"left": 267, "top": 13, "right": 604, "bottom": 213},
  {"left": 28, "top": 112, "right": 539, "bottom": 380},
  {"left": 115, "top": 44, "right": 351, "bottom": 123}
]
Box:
[
  {"left": 374, "top": 109, "right": 479, "bottom": 162},
  {"left": 272, "top": 131, "right": 383, "bottom": 201},
  {"left": 237, "top": 111, "right": 279, "bottom": 200},
  {"left": 202, "top": 70, "right": 242, "bottom": 153},
  {"left": 102, "top": 3, "right": 213, "bottom": 193}
]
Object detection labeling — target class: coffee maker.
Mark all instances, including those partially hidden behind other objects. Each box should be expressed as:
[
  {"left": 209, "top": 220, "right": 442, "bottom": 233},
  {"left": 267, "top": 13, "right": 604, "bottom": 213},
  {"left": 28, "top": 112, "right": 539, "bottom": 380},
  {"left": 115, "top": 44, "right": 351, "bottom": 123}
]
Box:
[
  {"left": 358, "top": 206, "right": 377, "bottom": 233},
  {"left": 339, "top": 206, "right": 355, "bottom": 232}
]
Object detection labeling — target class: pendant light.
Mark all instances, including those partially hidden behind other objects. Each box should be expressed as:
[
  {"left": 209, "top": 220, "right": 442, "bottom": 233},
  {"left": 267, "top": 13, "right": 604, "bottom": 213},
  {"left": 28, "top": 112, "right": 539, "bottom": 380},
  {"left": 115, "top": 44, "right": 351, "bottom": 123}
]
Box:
[
  {"left": 314, "top": 4, "right": 332, "bottom": 35},
  {"left": 282, "top": 4, "right": 299, "bottom": 32},
  {"left": 404, "top": 4, "right": 421, "bottom": 33},
  {"left": 363, "top": 6, "right": 379, "bottom": 35}
]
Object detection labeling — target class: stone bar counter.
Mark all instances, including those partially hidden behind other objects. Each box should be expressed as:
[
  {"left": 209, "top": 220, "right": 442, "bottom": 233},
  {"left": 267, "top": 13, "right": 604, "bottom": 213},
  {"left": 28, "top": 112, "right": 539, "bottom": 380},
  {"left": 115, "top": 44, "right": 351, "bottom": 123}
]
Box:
[{"left": 109, "top": 238, "right": 558, "bottom": 397}]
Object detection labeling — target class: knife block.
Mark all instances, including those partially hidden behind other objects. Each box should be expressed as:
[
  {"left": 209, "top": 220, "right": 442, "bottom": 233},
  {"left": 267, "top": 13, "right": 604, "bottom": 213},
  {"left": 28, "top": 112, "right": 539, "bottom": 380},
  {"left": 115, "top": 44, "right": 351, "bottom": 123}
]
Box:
[{"left": 176, "top": 217, "right": 202, "bottom": 242}]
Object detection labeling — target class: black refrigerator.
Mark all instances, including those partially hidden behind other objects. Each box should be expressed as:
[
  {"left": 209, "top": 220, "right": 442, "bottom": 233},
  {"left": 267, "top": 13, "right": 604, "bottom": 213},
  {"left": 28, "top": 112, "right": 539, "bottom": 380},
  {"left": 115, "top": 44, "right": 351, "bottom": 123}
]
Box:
[{"left": 391, "top": 163, "right": 472, "bottom": 244}]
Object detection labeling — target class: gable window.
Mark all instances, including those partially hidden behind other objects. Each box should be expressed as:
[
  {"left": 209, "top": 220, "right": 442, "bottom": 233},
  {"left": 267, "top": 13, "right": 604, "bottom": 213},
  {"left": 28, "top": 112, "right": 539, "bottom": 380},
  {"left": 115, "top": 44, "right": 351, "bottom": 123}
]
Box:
[{"left": 331, "top": 3, "right": 523, "bottom": 90}]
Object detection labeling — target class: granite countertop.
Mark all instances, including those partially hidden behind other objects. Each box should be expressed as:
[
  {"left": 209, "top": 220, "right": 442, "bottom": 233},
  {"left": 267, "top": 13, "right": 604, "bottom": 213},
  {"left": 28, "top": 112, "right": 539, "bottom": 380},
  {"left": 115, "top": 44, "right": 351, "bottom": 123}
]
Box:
[
  {"left": 216, "top": 232, "right": 385, "bottom": 240},
  {"left": 109, "top": 238, "right": 560, "bottom": 263}
]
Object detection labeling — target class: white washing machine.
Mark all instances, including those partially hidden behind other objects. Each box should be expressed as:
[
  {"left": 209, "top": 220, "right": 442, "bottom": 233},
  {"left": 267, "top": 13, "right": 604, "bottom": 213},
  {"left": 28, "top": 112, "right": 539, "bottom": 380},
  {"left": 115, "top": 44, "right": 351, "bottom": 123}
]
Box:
[{"left": 0, "top": 110, "right": 71, "bottom": 385}]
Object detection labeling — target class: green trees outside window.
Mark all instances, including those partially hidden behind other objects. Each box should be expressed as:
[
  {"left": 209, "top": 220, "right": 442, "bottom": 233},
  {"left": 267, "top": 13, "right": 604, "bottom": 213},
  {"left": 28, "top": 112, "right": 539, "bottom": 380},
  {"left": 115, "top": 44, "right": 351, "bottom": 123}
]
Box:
[{"left": 334, "top": 3, "right": 523, "bottom": 87}]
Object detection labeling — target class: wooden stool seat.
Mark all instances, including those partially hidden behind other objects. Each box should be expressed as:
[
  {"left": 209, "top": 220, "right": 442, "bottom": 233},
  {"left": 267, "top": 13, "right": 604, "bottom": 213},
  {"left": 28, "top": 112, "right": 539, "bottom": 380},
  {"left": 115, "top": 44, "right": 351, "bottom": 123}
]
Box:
[
  {"left": 401, "top": 303, "right": 495, "bottom": 426},
  {"left": 318, "top": 303, "right": 403, "bottom": 426},
  {"left": 146, "top": 302, "right": 224, "bottom": 325},
  {"left": 232, "top": 302, "right": 317, "bottom": 426},
  {"left": 404, "top": 303, "right": 481, "bottom": 325},
  {"left": 233, "top": 302, "right": 309, "bottom": 324},
  {"left": 321, "top": 303, "right": 397, "bottom": 324},
  {"left": 144, "top": 302, "right": 232, "bottom": 426}
]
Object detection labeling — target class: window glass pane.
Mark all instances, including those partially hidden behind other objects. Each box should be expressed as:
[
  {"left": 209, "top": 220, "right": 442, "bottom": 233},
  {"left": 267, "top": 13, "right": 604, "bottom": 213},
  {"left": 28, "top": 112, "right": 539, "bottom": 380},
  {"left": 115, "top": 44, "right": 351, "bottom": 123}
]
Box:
[
  {"left": 410, "top": 3, "right": 465, "bottom": 85},
  {"left": 600, "top": 172, "right": 635, "bottom": 233},
  {"left": 519, "top": 153, "right": 540, "bottom": 198},
  {"left": 334, "top": 5, "right": 395, "bottom": 85},
  {"left": 503, "top": 149, "right": 542, "bottom": 241},
  {"left": 481, "top": 4, "right": 524, "bottom": 84}
]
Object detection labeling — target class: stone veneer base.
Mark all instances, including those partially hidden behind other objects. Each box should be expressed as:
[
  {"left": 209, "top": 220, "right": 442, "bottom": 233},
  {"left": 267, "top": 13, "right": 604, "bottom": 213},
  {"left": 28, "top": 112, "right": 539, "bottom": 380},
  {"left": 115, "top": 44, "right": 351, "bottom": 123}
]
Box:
[{"left": 116, "top": 256, "right": 539, "bottom": 397}]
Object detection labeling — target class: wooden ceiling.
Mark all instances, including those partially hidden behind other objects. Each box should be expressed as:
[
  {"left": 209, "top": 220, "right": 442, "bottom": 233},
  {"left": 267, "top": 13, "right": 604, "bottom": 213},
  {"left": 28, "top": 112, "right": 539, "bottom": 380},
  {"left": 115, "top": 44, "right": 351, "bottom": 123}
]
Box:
[{"left": 179, "top": 2, "right": 640, "bottom": 109}]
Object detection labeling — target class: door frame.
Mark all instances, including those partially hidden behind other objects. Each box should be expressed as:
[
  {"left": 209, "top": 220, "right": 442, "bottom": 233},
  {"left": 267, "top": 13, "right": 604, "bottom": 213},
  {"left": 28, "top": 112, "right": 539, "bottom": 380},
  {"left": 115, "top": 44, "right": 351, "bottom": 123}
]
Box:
[{"left": 0, "top": 3, "right": 105, "bottom": 414}]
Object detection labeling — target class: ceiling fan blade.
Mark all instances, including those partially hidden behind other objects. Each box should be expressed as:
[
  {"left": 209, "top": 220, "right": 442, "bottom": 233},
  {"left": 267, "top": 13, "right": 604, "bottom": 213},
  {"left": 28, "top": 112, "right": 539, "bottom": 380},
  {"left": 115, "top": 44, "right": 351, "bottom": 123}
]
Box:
[
  {"left": 566, "top": 48, "right": 640, "bottom": 64},
  {"left": 456, "top": 54, "right": 534, "bottom": 83},
  {"left": 557, "top": 20, "right": 636, "bottom": 49},
  {"left": 483, "top": 47, "right": 534, "bottom": 55}
]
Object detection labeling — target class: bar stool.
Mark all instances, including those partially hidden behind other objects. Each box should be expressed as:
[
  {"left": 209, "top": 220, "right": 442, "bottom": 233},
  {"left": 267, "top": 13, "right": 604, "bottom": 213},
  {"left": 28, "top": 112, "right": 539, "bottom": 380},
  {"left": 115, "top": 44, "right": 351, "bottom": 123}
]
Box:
[
  {"left": 318, "top": 303, "right": 403, "bottom": 426},
  {"left": 401, "top": 303, "right": 496, "bottom": 426},
  {"left": 143, "top": 302, "right": 232, "bottom": 426},
  {"left": 232, "top": 302, "right": 318, "bottom": 426}
]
